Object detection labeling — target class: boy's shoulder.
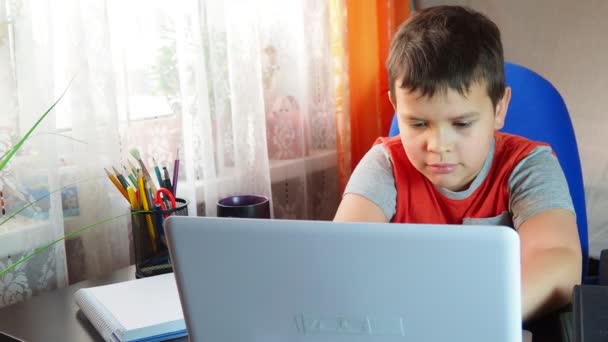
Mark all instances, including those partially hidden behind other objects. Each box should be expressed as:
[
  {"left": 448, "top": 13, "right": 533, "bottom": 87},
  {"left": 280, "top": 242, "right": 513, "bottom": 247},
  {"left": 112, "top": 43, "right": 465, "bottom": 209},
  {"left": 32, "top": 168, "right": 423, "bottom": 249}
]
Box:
[
  {"left": 495, "top": 131, "right": 536, "bottom": 144},
  {"left": 494, "top": 131, "right": 550, "bottom": 157},
  {"left": 374, "top": 136, "right": 402, "bottom": 152}
]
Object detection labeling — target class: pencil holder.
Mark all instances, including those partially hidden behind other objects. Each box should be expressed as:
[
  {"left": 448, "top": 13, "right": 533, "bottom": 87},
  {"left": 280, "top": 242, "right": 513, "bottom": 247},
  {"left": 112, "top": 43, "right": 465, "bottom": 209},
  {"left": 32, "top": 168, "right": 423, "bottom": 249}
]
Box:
[{"left": 131, "top": 198, "right": 188, "bottom": 278}]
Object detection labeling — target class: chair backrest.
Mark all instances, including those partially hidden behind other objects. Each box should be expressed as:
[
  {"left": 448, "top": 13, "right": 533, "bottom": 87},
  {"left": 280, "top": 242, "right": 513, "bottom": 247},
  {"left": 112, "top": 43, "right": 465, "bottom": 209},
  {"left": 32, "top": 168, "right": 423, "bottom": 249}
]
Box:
[{"left": 388, "top": 62, "right": 589, "bottom": 279}]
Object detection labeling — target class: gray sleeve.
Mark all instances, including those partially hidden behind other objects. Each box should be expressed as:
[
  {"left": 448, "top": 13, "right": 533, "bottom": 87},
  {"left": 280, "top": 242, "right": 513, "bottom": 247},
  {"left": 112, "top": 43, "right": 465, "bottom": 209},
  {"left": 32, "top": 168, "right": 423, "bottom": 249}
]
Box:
[
  {"left": 343, "top": 144, "right": 397, "bottom": 221},
  {"left": 508, "top": 146, "right": 575, "bottom": 229}
]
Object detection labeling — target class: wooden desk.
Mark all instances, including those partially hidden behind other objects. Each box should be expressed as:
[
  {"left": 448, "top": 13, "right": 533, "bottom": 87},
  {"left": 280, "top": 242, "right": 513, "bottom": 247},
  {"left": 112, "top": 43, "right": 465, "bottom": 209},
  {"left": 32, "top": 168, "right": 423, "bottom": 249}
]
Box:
[{"left": 0, "top": 265, "right": 187, "bottom": 342}]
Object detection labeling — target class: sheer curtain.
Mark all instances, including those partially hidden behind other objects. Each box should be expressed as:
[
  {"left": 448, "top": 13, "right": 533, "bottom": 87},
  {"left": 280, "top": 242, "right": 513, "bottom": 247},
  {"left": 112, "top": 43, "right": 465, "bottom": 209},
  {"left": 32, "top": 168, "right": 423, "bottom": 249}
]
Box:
[{"left": 0, "top": 0, "right": 346, "bottom": 308}]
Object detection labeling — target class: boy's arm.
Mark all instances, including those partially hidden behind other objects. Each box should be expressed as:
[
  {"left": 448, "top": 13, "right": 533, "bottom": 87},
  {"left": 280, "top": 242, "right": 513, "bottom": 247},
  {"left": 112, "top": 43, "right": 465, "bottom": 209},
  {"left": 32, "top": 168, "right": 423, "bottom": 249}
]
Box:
[
  {"left": 334, "top": 144, "right": 397, "bottom": 223},
  {"left": 519, "top": 208, "right": 581, "bottom": 322},
  {"left": 508, "top": 146, "right": 581, "bottom": 321},
  {"left": 334, "top": 193, "right": 389, "bottom": 222}
]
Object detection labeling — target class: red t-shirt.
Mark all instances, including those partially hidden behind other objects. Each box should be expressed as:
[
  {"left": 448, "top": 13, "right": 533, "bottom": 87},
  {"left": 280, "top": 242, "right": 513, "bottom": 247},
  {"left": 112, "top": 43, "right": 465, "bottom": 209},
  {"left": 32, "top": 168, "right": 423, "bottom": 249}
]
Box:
[{"left": 377, "top": 132, "right": 547, "bottom": 224}]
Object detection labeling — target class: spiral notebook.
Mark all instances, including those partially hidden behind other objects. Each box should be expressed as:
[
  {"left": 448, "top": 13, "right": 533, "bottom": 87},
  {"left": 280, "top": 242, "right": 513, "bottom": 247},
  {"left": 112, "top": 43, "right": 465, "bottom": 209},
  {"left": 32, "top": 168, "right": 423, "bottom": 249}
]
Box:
[{"left": 74, "top": 273, "right": 187, "bottom": 342}]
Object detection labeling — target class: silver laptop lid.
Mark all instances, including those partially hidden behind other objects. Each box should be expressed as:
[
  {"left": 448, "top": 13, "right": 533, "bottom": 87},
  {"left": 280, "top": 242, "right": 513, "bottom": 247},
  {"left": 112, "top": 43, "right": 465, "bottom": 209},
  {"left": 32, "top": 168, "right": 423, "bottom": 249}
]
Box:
[{"left": 165, "top": 216, "right": 521, "bottom": 342}]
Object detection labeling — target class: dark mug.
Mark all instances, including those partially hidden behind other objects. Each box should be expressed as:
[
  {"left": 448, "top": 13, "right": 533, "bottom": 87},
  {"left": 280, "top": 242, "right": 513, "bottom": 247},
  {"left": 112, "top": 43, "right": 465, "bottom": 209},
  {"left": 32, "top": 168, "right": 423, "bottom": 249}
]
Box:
[{"left": 217, "top": 195, "right": 271, "bottom": 219}]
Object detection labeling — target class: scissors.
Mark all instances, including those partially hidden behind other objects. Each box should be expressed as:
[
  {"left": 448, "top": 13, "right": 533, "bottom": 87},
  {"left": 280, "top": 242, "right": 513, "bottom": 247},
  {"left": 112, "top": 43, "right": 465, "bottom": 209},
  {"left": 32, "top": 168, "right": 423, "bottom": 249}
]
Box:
[{"left": 153, "top": 187, "right": 176, "bottom": 211}]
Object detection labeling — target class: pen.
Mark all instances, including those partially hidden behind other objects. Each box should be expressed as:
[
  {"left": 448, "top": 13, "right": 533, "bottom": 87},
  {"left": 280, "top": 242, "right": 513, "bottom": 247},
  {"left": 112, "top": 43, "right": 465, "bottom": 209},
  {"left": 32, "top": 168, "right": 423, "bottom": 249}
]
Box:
[
  {"left": 153, "top": 157, "right": 163, "bottom": 189},
  {"left": 172, "top": 148, "right": 180, "bottom": 197},
  {"left": 162, "top": 166, "right": 173, "bottom": 199}
]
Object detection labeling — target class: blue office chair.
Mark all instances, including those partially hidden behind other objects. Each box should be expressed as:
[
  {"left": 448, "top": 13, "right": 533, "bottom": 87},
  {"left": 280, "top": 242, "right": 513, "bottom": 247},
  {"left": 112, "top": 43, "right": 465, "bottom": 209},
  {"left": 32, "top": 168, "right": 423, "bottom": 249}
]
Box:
[{"left": 388, "top": 61, "right": 591, "bottom": 281}]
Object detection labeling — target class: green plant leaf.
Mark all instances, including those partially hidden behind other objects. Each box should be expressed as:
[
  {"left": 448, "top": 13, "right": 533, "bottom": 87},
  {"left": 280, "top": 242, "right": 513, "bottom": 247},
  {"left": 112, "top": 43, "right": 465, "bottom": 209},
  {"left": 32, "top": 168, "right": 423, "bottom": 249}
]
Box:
[
  {"left": 0, "top": 210, "right": 144, "bottom": 278},
  {"left": 0, "top": 149, "right": 9, "bottom": 163},
  {"left": 0, "top": 76, "right": 75, "bottom": 171}
]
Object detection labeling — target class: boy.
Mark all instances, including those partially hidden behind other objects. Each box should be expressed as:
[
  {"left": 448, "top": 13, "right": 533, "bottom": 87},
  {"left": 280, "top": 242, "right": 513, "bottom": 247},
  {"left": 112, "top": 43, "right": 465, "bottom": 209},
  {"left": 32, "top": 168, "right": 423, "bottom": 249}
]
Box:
[{"left": 334, "top": 5, "right": 581, "bottom": 322}]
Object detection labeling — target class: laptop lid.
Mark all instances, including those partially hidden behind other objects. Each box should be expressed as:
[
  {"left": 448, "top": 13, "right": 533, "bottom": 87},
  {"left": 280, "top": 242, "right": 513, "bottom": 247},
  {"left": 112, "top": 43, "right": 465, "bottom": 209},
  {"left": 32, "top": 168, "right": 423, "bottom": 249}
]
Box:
[{"left": 165, "top": 216, "right": 522, "bottom": 342}]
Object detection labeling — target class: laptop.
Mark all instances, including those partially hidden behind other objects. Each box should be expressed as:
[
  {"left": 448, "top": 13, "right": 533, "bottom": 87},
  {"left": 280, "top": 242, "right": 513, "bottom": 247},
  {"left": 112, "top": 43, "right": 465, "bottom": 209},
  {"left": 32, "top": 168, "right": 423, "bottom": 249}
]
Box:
[{"left": 164, "top": 216, "right": 523, "bottom": 342}]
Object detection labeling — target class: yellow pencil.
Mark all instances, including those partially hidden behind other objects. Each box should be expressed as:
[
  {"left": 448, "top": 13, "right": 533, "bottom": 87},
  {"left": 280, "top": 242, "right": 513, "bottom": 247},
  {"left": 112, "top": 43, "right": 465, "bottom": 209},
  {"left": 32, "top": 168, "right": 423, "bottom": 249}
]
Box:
[
  {"left": 105, "top": 168, "right": 129, "bottom": 201},
  {"left": 127, "top": 186, "right": 138, "bottom": 210},
  {"left": 138, "top": 172, "right": 158, "bottom": 253}
]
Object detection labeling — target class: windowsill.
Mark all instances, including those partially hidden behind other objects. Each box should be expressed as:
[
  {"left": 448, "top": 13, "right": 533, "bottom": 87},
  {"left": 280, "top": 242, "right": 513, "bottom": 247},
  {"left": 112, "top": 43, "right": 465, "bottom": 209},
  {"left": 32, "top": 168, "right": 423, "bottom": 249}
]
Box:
[
  {"left": 269, "top": 149, "right": 337, "bottom": 183},
  {"left": 191, "top": 149, "right": 337, "bottom": 197},
  {"left": 0, "top": 218, "right": 56, "bottom": 259}
]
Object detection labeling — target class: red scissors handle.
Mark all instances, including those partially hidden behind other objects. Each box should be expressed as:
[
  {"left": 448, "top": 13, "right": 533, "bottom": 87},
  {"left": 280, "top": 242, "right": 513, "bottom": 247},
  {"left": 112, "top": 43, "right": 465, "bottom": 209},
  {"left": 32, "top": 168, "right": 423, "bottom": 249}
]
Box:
[{"left": 154, "top": 188, "right": 176, "bottom": 210}]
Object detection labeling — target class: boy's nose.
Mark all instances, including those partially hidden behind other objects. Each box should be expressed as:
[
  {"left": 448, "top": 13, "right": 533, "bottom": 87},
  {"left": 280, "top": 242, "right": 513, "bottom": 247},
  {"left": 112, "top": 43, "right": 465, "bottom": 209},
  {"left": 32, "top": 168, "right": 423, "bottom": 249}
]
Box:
[{"left": 427, "top": 128, "right": 453, "bottom": 153}]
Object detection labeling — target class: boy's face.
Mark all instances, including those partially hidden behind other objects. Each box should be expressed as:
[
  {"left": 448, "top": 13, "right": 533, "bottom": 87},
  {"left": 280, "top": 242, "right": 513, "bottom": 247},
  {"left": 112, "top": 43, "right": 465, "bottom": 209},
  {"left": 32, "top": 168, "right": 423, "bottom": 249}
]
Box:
[{"left": 390, "top": 81, "right": 510, "bottom": 192}]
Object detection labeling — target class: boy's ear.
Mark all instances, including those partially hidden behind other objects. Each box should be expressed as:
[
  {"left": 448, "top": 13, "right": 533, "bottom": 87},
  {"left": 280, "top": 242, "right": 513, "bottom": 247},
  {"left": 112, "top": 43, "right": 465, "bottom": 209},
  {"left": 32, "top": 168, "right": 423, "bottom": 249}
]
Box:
[
  {"left": 494, "top": 86, "right": 511, "bottom": 130},
  {"left": 388, "top": 91, "right": 397, "bottom": 111}
]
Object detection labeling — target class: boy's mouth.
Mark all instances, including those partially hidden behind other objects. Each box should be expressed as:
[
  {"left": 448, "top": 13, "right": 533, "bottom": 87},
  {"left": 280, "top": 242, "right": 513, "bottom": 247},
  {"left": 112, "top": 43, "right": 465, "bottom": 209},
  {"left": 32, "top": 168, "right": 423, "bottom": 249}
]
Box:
[{"left": 427, "top": 163, "right": 458, "bottom": 174}]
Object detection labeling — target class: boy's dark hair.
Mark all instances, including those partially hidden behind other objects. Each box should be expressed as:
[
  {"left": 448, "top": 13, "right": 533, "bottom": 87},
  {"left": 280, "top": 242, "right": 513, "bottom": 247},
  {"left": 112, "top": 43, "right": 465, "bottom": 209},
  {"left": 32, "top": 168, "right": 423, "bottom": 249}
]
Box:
[{"left": 386, "top": 6, "right": 505, "bottom": 107}]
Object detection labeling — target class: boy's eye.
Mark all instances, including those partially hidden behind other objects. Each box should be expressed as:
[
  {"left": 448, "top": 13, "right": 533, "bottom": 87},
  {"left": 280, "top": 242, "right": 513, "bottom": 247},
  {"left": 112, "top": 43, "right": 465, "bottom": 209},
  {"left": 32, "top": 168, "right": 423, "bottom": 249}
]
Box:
[
  {"left": 453, "top": 121, "right": 473, "bottom": 128},
  {"left": 409, "top": 121, "right": 427, "bottom": 129}
]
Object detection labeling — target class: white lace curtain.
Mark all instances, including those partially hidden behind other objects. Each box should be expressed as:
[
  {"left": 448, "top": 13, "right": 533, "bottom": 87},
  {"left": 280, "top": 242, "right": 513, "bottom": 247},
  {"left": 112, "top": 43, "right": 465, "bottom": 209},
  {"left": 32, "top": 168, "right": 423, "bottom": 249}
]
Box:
[{"left": 0, "top": 0, "right": 345, "bottom": 308}]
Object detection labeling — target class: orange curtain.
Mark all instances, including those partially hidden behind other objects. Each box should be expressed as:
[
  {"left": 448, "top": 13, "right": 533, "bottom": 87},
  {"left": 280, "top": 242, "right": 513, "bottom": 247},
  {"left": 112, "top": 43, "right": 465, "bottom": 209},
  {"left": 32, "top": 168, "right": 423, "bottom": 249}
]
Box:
[
  {"left": 330, "top": 0, "right": 352, "bottom": 195},
  {"left": 334, "top": 0, "right": 410, "bottom": 193}
]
